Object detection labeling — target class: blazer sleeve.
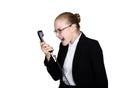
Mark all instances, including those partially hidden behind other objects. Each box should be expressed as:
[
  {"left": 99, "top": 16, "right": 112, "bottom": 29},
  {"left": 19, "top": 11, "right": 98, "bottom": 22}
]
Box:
[
  {"left": 44, "top": 55, "right": 61, "bottom": 81},
  {"left": 90, "top": 40, "right": 108, "bottom": 88}
]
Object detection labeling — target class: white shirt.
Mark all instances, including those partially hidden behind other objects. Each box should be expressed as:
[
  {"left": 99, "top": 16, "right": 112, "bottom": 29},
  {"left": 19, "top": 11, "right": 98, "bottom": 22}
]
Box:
[{"left": 63, "top": 32, "right": 82, "bottom": 85}]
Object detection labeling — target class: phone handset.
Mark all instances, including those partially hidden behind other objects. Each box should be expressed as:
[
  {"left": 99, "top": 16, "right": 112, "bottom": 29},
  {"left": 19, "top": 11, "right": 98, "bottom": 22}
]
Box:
[
  {"left": 37, "top": 30, "right": 53, "bottom": 53},
  {"left": 37, "top": 30, "right": 44, "bottom": 42}
]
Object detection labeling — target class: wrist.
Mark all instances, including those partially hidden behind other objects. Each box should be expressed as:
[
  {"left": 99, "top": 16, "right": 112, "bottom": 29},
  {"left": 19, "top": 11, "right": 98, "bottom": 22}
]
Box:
[{"left": 45, "top": 53, "right": 51, "bottom": 61}]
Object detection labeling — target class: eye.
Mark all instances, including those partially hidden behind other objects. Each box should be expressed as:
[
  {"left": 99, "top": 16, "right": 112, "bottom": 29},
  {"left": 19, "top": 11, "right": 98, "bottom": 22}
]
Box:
[
  {"left": 58, "top": 29, "right": 62, "bottom": 32},
  {"left": 54, "top": 29, "right": 62, "bottom": 33}
]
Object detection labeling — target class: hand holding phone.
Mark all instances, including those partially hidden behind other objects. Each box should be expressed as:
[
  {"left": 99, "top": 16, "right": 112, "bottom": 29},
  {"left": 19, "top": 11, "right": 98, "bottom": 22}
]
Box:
[{"left": 37, "top": 30, "right": 53, "bottom": 53}]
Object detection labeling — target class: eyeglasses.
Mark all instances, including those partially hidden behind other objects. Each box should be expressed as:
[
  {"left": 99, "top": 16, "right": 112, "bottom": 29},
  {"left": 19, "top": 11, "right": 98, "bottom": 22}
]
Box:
[{"left": 54, "top": 24, "right": 72, "bottom": 34}]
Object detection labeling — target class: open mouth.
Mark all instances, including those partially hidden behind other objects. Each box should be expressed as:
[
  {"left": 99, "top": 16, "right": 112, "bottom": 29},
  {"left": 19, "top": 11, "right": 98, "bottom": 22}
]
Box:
[{"left": 61, "top": 38, "right": 65, "bottom": 42}]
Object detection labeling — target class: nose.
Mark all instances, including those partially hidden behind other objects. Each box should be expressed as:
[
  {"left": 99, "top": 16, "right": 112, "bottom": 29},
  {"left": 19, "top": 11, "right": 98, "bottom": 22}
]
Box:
[
  {"left": 56, "top": 32, "right": 61, "bottom": 39},
  {"left": 56, "top": 32, "right": 60, "bottom": 37}
]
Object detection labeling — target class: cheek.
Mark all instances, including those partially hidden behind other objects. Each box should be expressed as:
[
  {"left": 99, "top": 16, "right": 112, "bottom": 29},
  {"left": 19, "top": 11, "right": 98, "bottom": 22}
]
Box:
[{"left": 63, "top": 31, "right": 72, "bottom": 40}]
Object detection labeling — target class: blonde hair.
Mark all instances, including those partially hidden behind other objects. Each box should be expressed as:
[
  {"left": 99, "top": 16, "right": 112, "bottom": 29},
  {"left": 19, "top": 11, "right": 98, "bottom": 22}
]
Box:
[{"left": 55, "top": 12, "right": 81, "bottom": 29}]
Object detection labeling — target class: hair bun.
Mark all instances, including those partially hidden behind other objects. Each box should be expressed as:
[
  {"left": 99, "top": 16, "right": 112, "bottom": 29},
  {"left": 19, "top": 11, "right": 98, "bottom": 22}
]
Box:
[{"left": 74, "top": 13, "right": 81, "bottom": 23}]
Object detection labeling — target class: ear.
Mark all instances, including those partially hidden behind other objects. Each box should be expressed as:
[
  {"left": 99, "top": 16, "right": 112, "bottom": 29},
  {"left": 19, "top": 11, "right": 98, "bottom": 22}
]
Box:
[{"left": 71, "top": 24, "right": 76, "bottom": 32}]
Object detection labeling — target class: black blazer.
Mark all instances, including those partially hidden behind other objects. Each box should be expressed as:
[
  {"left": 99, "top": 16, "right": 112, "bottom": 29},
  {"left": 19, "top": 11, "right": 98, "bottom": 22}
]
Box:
[{"left": 44, "top": 32, "right": 108, "bottom": 88}]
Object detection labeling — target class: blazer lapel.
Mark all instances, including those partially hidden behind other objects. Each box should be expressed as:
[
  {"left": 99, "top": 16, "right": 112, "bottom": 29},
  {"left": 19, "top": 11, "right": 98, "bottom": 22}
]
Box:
[{"left": 73, "top": 32, "right": 86, "bottom": 61}]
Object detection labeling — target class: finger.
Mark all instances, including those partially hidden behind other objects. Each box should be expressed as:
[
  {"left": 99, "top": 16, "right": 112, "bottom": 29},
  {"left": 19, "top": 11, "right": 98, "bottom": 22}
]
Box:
[
  {"left": 45, "top": 46, "right": 54, "bottom": 52},
  {"left": 40, "top": 42, "right": 45, "bottom": 46},
  {"left": 40, "top": 42, "right": 48, "bottom": 48},
  {"left": 46, "top": 48, "right": 54, "bottom": 53},
  {"left": 42, "top": 44, "right": 49, "bottom": 49}
]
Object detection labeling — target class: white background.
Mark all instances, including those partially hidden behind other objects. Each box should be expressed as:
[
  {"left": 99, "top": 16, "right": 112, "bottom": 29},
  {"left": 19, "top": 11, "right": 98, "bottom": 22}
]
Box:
[{"left": 0, "top": 0, "right": 120, "bottom": 88}]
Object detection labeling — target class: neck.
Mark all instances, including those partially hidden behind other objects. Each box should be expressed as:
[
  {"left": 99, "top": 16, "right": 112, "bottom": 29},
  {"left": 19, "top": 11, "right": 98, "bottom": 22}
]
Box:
[{"left": 70, "top": 31, "right": 80, "bottom": 44}]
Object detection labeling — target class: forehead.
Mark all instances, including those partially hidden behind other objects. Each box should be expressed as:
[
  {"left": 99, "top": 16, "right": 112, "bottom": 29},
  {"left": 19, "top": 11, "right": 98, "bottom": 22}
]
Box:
[{"left": 54, "top": 18, "right": 69, "bottom": 28}]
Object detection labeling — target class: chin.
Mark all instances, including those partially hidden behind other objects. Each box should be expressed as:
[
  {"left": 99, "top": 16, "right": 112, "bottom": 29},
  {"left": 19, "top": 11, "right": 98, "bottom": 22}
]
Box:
[{"left": 62, "top": 42, "right": 68, "bottom": 46}]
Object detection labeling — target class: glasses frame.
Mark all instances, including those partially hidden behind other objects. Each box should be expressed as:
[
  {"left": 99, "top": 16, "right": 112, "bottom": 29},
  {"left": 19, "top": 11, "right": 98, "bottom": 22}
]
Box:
[{"left": 54, "top": 24, "right": 72, "bottom": 34}]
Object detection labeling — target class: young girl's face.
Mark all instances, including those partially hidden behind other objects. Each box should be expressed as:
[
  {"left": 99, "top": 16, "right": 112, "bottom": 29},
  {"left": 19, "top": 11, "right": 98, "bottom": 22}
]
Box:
[{"left": 54, "top": 19, "right": 73, "bottom": 46}]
